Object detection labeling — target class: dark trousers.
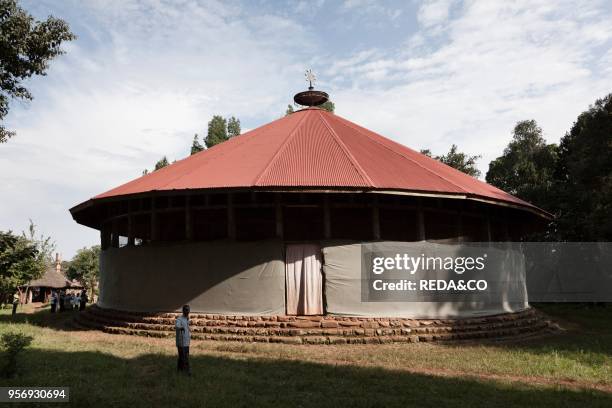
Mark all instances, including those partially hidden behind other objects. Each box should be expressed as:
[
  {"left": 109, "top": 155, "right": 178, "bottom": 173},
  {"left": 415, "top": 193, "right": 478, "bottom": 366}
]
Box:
[
  {"left": 50, "top": 303, "right": 56, "bottom": 313},
  {"left": 12, "top": 302, "right": 18, "bottom": 315},
  {"left": 177, "top": 346, "right": 190, "bottom": 374},
  {"left": 79, "top": 301, "right": 86, "bottom": 311}
]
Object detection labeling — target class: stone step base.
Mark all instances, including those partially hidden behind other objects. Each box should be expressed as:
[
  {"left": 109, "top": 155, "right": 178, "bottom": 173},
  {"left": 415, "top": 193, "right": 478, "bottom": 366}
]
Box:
[
  {"left": 74, "top": 306, "right": 558, "bottom": 344},
  {"left": 79, "top": 311, "right": 545, "bottom": 336}
]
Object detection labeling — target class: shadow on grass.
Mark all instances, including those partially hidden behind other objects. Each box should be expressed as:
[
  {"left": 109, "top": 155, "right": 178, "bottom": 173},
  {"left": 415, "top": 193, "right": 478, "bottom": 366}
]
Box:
[
  {"left": 2, "top": 348, "right": 610, "bottom": 408},
  {"left": 3, "top": 304, "right": 612, "bottom": 383},
  {"left": 457, "top": 303, "right": 612, "bottom": 371},
  {"left": 0, "top": 307, "right": 90, "bottom": 332},
  {"left": 4, "top": 304, "right": 612, "bottom": 357}
]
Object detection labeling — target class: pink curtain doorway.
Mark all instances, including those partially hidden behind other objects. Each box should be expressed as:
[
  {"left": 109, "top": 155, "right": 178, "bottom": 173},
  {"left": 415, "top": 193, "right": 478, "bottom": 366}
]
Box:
[{"left": 285, "top": 244, "right": 323, "bottom": 315}]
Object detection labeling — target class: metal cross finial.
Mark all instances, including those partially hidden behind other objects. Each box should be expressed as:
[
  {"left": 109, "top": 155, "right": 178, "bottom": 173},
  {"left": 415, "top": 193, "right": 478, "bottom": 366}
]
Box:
[{"left": 305, "top": 69, "right": 316, "bottom": 90}]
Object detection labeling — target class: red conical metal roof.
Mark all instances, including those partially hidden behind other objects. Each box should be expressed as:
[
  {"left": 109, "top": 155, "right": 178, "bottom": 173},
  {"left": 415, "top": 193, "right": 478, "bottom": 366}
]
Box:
[{"left": 89, "top": 108, "right": 543, "bottom": 215}]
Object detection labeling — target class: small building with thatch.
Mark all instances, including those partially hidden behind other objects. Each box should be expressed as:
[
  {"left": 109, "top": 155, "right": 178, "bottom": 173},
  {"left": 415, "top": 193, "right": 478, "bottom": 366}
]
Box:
[{"left": 21, "top": 254, "right": 82, "bottom": 303}]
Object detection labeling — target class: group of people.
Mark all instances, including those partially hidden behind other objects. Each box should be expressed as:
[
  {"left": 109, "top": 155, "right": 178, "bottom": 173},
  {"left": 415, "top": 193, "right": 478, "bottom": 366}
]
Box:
[{"left": 50, "top": 290, "right": 88, "bottom": 313}]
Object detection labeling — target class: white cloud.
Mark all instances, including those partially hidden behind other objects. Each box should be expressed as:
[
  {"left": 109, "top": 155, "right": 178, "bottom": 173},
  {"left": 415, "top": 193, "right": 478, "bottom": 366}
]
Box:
[
  {"left": 341, "top": 0, "right": 403, "bottom": 20},
  {"left": 296, "top": 0, "right": 326, "bottom": 14},
  {"left": 417, "top": 0, "right": 455, "bottom": 27}
]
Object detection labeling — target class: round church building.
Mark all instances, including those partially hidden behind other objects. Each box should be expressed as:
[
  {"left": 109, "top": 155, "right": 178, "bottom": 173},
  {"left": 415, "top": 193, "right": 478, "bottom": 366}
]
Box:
[{"left": 71, "top": 87, "right": 552, "bottom": 343}]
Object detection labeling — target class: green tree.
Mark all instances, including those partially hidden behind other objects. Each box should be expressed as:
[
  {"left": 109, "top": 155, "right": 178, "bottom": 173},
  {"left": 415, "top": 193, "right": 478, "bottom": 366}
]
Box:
[
  {"left": 486, "top": 120, "right": 558, "bottom": 210},
  {"left": 421, "top": 145, "right": 481, "bottom": 178},
  {"left": 66, "top": 245, "right": 100, "bottom": 299},
  {"left": 227, "top": 116, "right": 241, "bottom": 138},
  {"left": 190, "top": 134, "right": 204, "bottom": 155},
  {"left": 320, "top": 100, "right": 335, "bottom": 113},
  {"left": 205, "top": 115, "right": 228, "bottom": 148},
  {"left": 0, "top": 229, "right": 47, "bottom": 305},
  {"left": 286, "top": 101, "right": 333, "bottom": 115},
  {"left": 0, "top": 0, "right": 76, "bottom": 143},
  {"left": 154, "top": 156, "right": 169, "bottom": 170},
  {"left": 22, "top": 219, "right": 54, "bottom": 264},
  {"left": 1, "top": 332, "right": 33, "bottom": 378},
  {"left": 554, "top": 94, "right": 612, "bottom": 240}
]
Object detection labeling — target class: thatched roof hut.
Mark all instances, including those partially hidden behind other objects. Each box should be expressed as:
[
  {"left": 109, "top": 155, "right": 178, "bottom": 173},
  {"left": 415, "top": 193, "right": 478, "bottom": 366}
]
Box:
[{"left": 22, "top": 254, "right": 82, "bottom": 303}]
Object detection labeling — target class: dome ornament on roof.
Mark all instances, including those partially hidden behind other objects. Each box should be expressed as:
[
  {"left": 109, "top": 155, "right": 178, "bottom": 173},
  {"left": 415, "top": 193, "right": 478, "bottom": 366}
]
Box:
[{"left": 294, "top": 69, "right": 329, "bottom": 107}]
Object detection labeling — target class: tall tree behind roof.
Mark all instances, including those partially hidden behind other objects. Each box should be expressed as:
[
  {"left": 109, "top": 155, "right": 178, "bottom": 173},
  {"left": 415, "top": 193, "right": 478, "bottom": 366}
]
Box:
[
  {"left": 190, "top": 134, "right": 204, "bottom": 155},
  {"left": 205, "top": 115, "right": 228, "bottom": 148},
  {"left": 421, "top": 145, "right": 481, "bottom": 178},
  {"left": 486, "top": 120, "right": 558, "bottom": 211},
  {"left": 320, "top": 100, "right": 335, "bottom": 113},
  {"left": 227, "top": 116, "right": 241, "bottom": 138},
  {"left": 285, "top": 101, "right": 334, "bottom": 115},
  {"left": 154, "top": 156, "right": 169, "bottom": 171},
  {"left": 555, "top": 94, "right": 612, "bottom": 240}
]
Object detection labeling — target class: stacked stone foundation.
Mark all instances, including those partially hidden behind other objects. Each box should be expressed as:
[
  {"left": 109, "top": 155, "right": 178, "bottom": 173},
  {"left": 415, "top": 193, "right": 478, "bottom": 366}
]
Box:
[{"left": 74, "top": 305, "right": 557, "bottom": 344}]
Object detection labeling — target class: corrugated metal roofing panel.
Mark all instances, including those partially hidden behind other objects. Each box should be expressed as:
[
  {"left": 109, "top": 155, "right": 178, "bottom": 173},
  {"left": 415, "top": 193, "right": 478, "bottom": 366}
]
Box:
[
  {"left": 256, "top": 110, "right": 369, "bottom": 187},
  {"left": 88, "top": 107, "right": 538, "bottom": 212}
]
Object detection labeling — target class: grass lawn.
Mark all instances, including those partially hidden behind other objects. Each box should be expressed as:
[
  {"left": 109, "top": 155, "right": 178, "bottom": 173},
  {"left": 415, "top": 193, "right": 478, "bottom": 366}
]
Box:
[{"left": 0, "top": 304, "right": 610, "bottom": 407}]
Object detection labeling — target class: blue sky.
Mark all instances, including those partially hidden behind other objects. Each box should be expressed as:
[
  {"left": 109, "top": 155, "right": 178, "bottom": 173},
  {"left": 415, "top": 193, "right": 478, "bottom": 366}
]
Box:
[{"left": 1, "top": 0, "right": 611, "bottom": 258}]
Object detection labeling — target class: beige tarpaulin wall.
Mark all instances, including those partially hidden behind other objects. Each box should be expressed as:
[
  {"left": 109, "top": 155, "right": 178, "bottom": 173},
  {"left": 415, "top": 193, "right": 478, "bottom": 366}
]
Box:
[
  {"left": 523, "top": 242, "right": 612, "bottom": 302},
  {"left": 321, "top": 242, "right": 529, "bottom": 318},
  {"left": 99, "top": 239, "right": 285, "bottom": 314},
  {"left": 285, "top": 244, "right": 323, "bottom": 315},
  {"left": 99, "top": 239, "right": 528, "bottom": 318}
]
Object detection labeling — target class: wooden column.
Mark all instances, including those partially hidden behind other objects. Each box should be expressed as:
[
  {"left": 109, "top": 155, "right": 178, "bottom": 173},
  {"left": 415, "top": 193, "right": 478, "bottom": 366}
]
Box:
[
  {"left": 323, "top": 195, "right": 331, "bottom": 239},
  {"left": 275, "top": 193, "right": 283, "bottom": 239},
  {"left": 185, "top": 195, "right": 193, "bottom": 240},
  {"left": 127, "top": 214, "right": 135, "bottom": 246},
  {"left": 101, "top": 224, "right": 111, "bottom": 250},
  {"left": 151, "top": 198, "right": 159, "bottom": 241},
  {"left": 456, "top": 210, "right": 464, "bottom": 243},
  {"left": 417, "top": 199, "right": 426, "bottom": 241},
  {"left": 486, "top": 212, "right": 492, "bottom": 242},
  {"left": 111, "top": 219, "right": 119, "bottom": 248},
  {"left": 100, "top": 228, "right": 105, "bottom": 250},
  {"left": 502, "top": 213, "right": 510, "bottom": 241},
  {"left": 372, "top": 197, "right": 380, "bottom": 240},
  {"left": 227, "top": 193, "right": 236, "bottom": 239}
]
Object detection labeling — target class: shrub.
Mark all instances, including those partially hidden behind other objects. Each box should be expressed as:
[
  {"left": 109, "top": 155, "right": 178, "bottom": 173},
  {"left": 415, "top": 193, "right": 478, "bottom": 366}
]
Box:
[{"left": 1, "top": 332, "right": 33, "bottom": 378}]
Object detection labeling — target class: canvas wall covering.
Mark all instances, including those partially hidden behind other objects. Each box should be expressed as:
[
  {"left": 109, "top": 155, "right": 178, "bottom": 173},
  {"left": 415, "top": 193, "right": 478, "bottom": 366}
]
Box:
[
  {"left": 99, "top": 239, "right": 285, "bottom": 314},
  {"left": 99, "top": 240, "right": 528, "bottom": 318}
]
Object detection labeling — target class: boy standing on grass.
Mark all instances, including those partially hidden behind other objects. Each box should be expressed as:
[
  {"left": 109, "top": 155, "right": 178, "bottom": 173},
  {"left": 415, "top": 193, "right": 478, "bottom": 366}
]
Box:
[{"left": 175, "top": 304, "right": 191, "bottom": 375}]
